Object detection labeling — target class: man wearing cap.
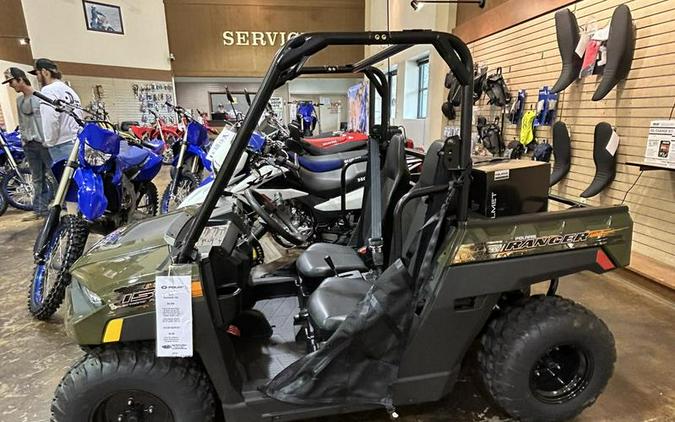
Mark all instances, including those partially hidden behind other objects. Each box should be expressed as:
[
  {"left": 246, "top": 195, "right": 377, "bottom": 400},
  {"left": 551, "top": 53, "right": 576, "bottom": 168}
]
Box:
[
  {"left": 3, "top": 67, "right": 53, "bottom": 220},
  {"left": 29, "top": 58, "right": 82, "bottom": 164}
]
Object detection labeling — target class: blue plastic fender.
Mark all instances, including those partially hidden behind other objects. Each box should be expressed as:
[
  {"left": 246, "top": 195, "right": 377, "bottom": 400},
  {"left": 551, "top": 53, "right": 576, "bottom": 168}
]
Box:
[
  {"left": 187, "top": 143, "right": 212, "bottom": 172},
  {"left": 73, "top": 167, "right": 108, "bottom": 221}
]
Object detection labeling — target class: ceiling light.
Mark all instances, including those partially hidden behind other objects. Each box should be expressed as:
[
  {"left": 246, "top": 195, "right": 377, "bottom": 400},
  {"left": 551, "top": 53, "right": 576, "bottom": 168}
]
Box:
[{"left": 18, "top": 37, "right": 30, "bottom": 45}]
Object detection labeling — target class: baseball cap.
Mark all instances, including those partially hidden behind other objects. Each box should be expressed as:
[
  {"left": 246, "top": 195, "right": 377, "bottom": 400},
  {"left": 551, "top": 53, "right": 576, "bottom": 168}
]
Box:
[
  {"left": 2, "top": 67, "right": 27, "bottom": 84},
  {"left": 28, "top": 58, "right": 59, "bottom": 75}
]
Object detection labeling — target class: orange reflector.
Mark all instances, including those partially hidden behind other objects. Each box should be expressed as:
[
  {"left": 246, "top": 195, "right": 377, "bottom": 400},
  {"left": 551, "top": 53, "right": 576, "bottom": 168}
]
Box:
[
  {"left": 102, "top": 318, "right": 124, "bottom": 343},
  {"left": 191, "top": 280, "right": 203, "bottom": 297}
]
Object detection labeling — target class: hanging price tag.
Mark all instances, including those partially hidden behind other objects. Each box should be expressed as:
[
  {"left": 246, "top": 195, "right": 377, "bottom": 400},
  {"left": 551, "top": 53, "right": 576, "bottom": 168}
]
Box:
[{"left": 155, "top": 265, "right": 193, "bottom": 357}]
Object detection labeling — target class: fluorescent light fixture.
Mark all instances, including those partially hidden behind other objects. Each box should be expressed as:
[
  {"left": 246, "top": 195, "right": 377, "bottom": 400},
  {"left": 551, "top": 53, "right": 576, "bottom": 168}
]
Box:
[{"left": 411, "top": 0, "right": 486, "bottom": 11}]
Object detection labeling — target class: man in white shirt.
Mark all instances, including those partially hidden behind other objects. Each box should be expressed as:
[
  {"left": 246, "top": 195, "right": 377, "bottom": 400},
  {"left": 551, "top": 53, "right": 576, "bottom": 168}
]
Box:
[{"left": 29, "top": 58, "right": 82, "bottom": 164}]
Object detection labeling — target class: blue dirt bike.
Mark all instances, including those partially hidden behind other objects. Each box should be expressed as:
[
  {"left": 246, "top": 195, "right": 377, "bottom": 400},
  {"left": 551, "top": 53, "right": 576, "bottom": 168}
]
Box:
[
  {"left": 29, "top": 92, "right": 162, "bottom": 320},
  {"left": 295, "top": 100, "right": 322, "bottom": 136},
  {"left": 160, "top": 102, "right": 212, "bottom": 213},
  {"left": 0, "top": 127, "right": 39, "bottom": 211}
]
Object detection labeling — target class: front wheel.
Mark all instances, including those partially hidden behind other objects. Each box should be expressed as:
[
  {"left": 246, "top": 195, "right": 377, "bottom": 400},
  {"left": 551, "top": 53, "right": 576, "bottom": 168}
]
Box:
[
  {"left": 133, "top": 182, "right": 159, "bottom": 220},
  {"left": 28, "top": 215, "right": 89, "bottom": 320},
  {"left": 160, "top": 171, "right": 199, "bottom": 214},
  {"left": 51, "top": 344, "right": 216, "bottom": 422},
  {"left": 0, "top": 187, "right": 8, "bottom": 216},
  {"left": 2, "top": 167, "right": 34, "bottom": 210},
  {"left": 478, "top": 295, "right": 616, "bottom": 422}
]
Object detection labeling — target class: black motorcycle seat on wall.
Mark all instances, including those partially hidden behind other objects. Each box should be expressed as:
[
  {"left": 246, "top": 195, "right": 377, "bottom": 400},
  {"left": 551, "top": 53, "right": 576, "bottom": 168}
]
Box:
[
  {"left": 296, "top": 135, "right": 410, "bottom": 287},
  {"left": 580, "top": 122, "right": 617, "bottom": 198},
  {"left": 299, "top": 160, "right": 367, "bottom": 198},
  {"left": 550, "top": 121, "right": 572, "bottom": 186},
  {"left": 307, "top": 140, "right": 451, "bottom": 335},
  {"left": 593, "top": 5, "right": 635, "bottom": 101},
  {"left": 551, "top": 9, "right": 582, "bottom": 93}
]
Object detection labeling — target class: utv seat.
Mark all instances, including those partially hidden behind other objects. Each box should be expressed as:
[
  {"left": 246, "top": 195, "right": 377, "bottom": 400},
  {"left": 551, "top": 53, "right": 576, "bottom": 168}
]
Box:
[
  {"left": 296, "top": 134, "right": 411, "bottom": 287},
  {"left": 307, "top": 141, "right": 451, "bottom": 336},
  {"left": 300, "top": 139, "right": 368, "bottom": 156}
]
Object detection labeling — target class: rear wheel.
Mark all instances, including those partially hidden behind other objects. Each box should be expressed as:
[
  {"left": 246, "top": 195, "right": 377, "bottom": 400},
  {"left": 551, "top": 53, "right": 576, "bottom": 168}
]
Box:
[
  {"left": 51, "top": 344, "right": 216, "bottom": 422},
  {"left": 2, "top": 167, "right": 34, "bottom": 210},
  {"left": 478, "top": 295, "right": 615, "bottom": 422},
  {"left": 28, "top": 215, "right": 89, "bottom": 320},
  {"left": 160, "top": 171, "right": 199, "bottom": 214}
]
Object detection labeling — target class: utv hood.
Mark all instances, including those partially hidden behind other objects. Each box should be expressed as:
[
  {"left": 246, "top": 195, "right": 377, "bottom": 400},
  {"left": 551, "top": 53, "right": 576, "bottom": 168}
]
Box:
[{"left": 70, "top": 211, "right": 192, "bottom": 296}]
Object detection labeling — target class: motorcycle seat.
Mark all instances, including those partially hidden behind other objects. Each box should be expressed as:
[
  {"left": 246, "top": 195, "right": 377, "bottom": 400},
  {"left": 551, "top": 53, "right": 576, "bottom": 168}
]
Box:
[
  {"left": 296, "top": 134, "right": 411, "bottom": 287},
  {"left": 117, "top": 141, "right": 150, "bottom": 170},
  {"left": 301, "top": 139, "right": 368, "bottom": 156},
  {"left": 306, "top": 140, "right": 450, "bottom": 335},
  {"left": 291, "top": 150, "right": 367, "bottom": 173},
  {"left": 298, "top": 161, "right": 367, "bottom": 198}
]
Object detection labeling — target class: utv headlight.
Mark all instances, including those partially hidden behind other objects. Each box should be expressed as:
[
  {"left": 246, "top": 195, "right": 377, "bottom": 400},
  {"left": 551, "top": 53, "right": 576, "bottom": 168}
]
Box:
[
  {"left": 69, "top": 278, "right": 104, "bottom": 317},
  {"left": 83, "top": 142, "right": 113, "bottom": 167}
]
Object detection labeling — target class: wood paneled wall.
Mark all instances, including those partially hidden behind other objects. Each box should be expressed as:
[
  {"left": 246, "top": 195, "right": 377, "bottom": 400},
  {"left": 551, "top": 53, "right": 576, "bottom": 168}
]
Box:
[
  {"left": 0, "top": 0, "right": 32, "bottom": 64},
  {"left": 164, "top": 0, "right": 365, "bottom": 77},
  {"left": 466, "top": 0, "right": 675, "bottom": 282}
]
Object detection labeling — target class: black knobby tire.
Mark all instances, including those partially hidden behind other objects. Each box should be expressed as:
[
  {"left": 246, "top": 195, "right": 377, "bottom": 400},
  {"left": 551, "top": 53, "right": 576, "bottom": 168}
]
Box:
[
  {"left": 28, "top": 215, "right": 89, "bottom": 320},
  {"left": 0, "top": 188, "right": 7, "bottom": 216},
  {"left": 478, "top": 295, "right": 616, "bottom": 422},
  {"left": 2, "top": 167, "right": 35, "bottom": 210},
  {"left": 160, "top": 171, "right": 199, "bottom": 214},
  {"left": 51, "top": 344, "right": 216, "bottom": 422},
  {"left": 133, "top": 182, "right": 159, "bottom": 220}
]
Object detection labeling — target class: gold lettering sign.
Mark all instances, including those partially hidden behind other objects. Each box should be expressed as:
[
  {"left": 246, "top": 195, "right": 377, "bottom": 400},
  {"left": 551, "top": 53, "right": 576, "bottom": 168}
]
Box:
[{"left": 222, "top": 31, "right": 301, "bottom": 47}]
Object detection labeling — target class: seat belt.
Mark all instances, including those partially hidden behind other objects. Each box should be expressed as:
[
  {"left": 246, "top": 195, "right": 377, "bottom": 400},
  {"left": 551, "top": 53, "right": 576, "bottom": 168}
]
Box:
[{"left": 367, "top": 135, "right": 384, "bottom": 271}]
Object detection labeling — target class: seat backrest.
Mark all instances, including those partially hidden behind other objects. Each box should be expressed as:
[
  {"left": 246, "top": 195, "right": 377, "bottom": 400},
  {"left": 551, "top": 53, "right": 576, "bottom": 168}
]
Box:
[
  {"left": 390, "top": 140, "right": 451, "bottom": 273},
  {"left": 355, "top": 134, "right": 411, "bottom": 248}
]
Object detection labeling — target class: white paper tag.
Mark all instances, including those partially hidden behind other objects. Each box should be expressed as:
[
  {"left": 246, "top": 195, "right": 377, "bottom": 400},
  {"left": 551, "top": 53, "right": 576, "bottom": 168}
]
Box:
[
  {"left": 155, "top": 275, "right": 193, "bottom": 357},
  {"left": 592, "top": 25, "right": 610, "bottom": 41},
  {"left": 575, "top": 33, "right": 591, "bottom": 58},
  {"left": 606, "top": 130, "right": 620, "bottom": 156},
  {"left": 494, "top": 169, "right": 510, "bottom": 181}
]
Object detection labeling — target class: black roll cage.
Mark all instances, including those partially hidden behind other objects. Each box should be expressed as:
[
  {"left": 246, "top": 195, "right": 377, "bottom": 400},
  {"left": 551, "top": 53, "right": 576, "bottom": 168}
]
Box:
[{"left": 176, "top": 30, "right": 474, "bottom": 263}]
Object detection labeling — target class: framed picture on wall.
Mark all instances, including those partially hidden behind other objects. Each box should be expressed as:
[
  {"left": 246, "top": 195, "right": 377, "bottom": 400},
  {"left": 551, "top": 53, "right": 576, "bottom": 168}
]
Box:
[{"left": 83, "top": 1, "right": 124, "bottom": 35}]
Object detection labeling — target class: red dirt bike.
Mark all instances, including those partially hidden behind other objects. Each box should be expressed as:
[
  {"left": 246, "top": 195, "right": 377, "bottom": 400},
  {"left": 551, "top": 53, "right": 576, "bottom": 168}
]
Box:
[{"left": 130, "top": 110, "right": 183, "bottom": 164}]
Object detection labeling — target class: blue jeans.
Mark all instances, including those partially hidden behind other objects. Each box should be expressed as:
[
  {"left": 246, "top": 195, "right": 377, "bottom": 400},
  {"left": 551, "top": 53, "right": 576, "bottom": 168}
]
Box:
[
  {"left": 23, "top": 141, "right": 55, "bottom": 216},
  {"left": 49, "top": 141, "right": 75, "bottom": 165}
]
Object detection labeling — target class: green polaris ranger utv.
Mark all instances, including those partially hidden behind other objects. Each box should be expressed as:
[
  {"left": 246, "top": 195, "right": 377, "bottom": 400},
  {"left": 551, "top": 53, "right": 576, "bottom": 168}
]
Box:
[{"left": 51, "top": 31, "right": 633, "bottom": 422}]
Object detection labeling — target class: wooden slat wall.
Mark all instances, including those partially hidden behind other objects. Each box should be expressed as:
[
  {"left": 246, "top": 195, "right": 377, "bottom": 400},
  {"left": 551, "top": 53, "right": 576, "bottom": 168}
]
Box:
[{"left": 467, "top": 0, "right": 675, "bottom": 272}]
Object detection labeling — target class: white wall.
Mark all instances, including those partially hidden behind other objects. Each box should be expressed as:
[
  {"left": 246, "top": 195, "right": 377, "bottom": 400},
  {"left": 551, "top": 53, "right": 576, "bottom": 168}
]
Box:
[
  {"left": 365, "top": 0, "right": 456, "bottom": 148},
  {"left": 21, "top": 0, "right": 171, "bottom": 70},
  {"left": 0, "top": 59, "right": 38, "bottom": 130}
]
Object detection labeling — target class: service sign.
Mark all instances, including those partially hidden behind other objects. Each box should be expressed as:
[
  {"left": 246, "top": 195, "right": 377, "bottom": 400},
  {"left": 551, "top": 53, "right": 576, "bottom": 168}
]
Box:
[{"left": 222, "top": 31, "right": 300, "bottom": 47}]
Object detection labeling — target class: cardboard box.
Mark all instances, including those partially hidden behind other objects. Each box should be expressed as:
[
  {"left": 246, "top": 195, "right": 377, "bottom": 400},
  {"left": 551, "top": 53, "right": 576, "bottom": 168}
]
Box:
[
  {"left": 644, "top": 120, "right": 675, "bottom": 168},
  {"left": 470, "top": 160, "right": 550, "bottom": 218}
]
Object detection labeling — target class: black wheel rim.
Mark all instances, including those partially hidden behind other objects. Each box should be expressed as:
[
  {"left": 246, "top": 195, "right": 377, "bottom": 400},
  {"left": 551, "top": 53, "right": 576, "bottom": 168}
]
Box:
[
  {"left": 530, "top": 344, "right": 593, "bottom": 404},
  {"left": 92, "top": 390, "right": 173, "bottom": 422}
]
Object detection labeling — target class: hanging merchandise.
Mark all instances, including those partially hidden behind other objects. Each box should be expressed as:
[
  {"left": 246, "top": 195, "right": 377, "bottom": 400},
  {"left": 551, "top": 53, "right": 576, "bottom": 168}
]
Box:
[
  {"left": 507, "top": 90, "right": 526, "bottom": 125},
  {"left": 534, "top": 87, "right": 558, "bottom": 127},
  {"left": 550, "top": 121, "right": 572, "bottom": 186},
  {"left": 533, "top": 141, "right": 553, "bottom": 162},
  {"left": 592, "top": 5, "right": 635, "bottom": 101},
  {"left": 520, "top": 109, "right": 536, "bottom": 146},
  {"left": 506, "top": 139, "right": 525, "bottom": 159},
  {"left": 482, "top": 67, "right": 511, "bottom": 107},
  {"left": 580, "top": 122, "right": 618, "bottom": 198},
  {"left": 477, "top": 116, "right": 504, "bottom": 156},
  {"left": 473, "top": 65, "right": 488, "bottom": 104},
  {"left": 551, "top": 9, "right": 583, "bottom": 93},
  {"left": 442, "top": 71, "right": 462, "bottom": 121}
]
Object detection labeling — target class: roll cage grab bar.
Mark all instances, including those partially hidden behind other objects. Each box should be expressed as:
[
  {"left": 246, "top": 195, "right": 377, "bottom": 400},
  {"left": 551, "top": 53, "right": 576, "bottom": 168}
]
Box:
[{"left": 176, "top": 30, "right": 474, "bottom": 263}]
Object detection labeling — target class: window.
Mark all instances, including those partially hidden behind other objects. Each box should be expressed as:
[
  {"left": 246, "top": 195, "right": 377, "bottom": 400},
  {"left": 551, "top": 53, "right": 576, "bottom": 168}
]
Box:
[
  {"left": 416, "top": 57, "right": 429, "bottom": 119},
  {"left": 388, "top": 69, "right": 397, "bottom": 121}
]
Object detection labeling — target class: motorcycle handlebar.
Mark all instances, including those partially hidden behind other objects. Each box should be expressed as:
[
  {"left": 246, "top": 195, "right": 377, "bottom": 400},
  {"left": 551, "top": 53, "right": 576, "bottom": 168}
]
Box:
[{"left": 32, "top": 91, "right": 59, "bottom": 107}]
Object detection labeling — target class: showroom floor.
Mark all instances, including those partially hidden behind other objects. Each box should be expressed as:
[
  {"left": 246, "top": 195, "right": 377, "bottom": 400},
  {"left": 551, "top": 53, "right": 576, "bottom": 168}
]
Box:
[{"left": 0, "top": 180, "right": 673, "bottom": 421}]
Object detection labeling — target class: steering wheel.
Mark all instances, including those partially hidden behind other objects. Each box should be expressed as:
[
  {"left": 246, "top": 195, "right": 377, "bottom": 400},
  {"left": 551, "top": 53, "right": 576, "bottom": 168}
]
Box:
[{"left": 244, "top": 190, "right": 310, "bottom": 246}]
